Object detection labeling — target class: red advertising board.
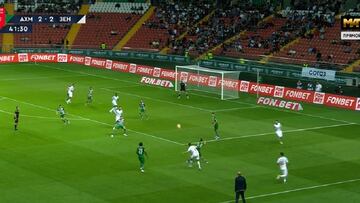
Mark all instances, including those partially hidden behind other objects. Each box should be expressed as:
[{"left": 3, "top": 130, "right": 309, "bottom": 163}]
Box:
[{"left": 2, "top": 53, "right": 358, "bottom": 111}]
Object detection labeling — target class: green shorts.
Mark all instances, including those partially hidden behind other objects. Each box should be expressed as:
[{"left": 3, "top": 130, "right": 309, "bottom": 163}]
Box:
[
  {"left": 115, "top": 123, "right": 124, "bottom": 129},
  {"left": 138, "top": 156, "right": 145, "bottom": 164}
]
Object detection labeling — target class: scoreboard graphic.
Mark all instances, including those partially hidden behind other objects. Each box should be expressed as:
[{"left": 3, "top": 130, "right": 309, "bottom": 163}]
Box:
[{"left": 0, "top": 7, "right": 86, "bottom": 33}]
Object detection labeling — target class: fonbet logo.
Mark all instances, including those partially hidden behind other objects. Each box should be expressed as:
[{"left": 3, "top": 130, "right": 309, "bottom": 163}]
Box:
[
  {"left": 180, "top": 72, "right": 189, "bottom": 82},
  {"left": 84, "top": 57, "right": 91, "bottom": 66},
  {"left": 129, "top": 63, "right": 137, "bottom": 73},
  {"left": 57, "top": 54, "right": 68, "bottom": 63},
  {"left": 153, "top": 67, "right": 161, "bottom": 77},
  {"left": 18, "top": 53, "right": 28, "bottom": 62},
  {"left": 105, "top": 60, "right": 112, "bottom": 70},
  {"left": 208, "top": 76, "right": 217, "bottom": 87},
  {"left": 356, "top": 98, "right": 360, "bottom": 111},
  {"left": 140, "top": 76, "right": 174, "bottom": 88},
  {"left": 239, "top": 81, "right": 250, "bottom": 92},
  {"left": 257, "top": 97, "right": 303, "bottom": 111},
  {"left": 313, "top": 92, "right": 325, "bottom": 104},
  {"left": 274, "top": 86, "right": 284, "bottom": 98}
]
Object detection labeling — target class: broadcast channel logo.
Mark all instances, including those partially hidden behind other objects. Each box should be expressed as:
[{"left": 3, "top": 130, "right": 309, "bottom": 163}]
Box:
[{"left": 341, "top": 15, "right": 360, "bottom": 40}]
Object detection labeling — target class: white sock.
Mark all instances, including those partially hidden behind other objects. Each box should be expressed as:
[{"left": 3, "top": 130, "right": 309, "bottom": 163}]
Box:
[{"left": 197, "top": 161, "right": 201, "bottom": 169}]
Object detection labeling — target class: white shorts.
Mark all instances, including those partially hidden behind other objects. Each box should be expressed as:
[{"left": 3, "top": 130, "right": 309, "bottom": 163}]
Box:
[
  {"left": 115, "top": 116, "right": 121, "bottom": 122},
  {"left": 191, "top": 153, "right": 200, "bottom": 161},
  {"left": 68, "top": 92, "right": 73, "bottom": 98},
  {"left": 276, "top": 130, "right": 283, "bottom": 138},
  {"left": 280, "top": 168, "right": 288, "bottom": 177},
  {"left": 112, "top": 101, "right": 117, "bottom": 106}
]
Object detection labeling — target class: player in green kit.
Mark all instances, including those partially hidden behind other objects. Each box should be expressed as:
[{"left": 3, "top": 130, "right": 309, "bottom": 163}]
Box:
[
  {"left": 86, "top": 87, "right": 94, "bottom": 105},
  {"left": 136, "top": 142, "right": 148, "bottom": 172},
  {"left": 57, "top": 105, "right": 70, "bottom": 124},
  {"left": 212, "top": 112, "right": 220, "bottom": 140},
  {"left": 197, "top": 138, "right": 208, "bottom": 163},
  {"left": 112, "top": 116, "right": 127, "bottom": 137},
  {"left": 139, "top": 99, "right": 148, "bottom": 120}
]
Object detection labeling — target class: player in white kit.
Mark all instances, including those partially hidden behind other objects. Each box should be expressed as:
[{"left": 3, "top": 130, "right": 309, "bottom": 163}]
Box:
[
  {"left": 274, "top": 120, "right": 283, "bottom": 144},
  {"left": 110, "top": 106, "right": 123, "bottom": 122},
  {"left": 109, "top": 93, "right": 119, "bottom": 112},
  {"left": 66, "top": 84, "right": 75, "bottom": 104},
  {"left": 276, "top": 152, "right": 289, "bottom": 183},
  {"left": 186, "top": 143, "right": 202, "bottom": 170}
]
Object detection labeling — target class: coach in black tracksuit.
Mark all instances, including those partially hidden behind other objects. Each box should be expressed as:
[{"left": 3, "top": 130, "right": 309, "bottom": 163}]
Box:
[{"left": 235, "top": 171, "right": 247, "bottom": 203}]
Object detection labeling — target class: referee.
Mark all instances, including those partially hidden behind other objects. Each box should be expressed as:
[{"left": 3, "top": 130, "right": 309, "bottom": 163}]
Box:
[
  {"left": 14, "top": 106, "right": 20, "bottom": 131},
  {"left": 235, "top": 171, "right": 247, "bottom": 203},
  {"left": 177, "top": 80, "right": 189, "bottom": 99}
]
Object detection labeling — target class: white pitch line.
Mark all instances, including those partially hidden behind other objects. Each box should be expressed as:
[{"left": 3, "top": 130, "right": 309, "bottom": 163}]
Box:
[
  {"left": 101, "top": 87, "right": 213, "bottom": 113},
  {"left": 206, "top": 123, "right": 355, "bottom": 143},
  {"left": 38, "top": 64, "right": 136, "bottom": 85},
  {"left": 38, "top": 64, "right": 358, "bottom": 125},
  {"left": 213, "top": 106, "right": 260, "bottom": 112},
  {"left": 0, "top": 75, "right": 87, "bottom": 81},
  {"left": 219, "top": 178, "right": 360, "bottom": 203},
  {"left": 0, "top": 109, "right": 86, "bottom": 121},
  {"left": 0, "top": 96, "right": 183, "bottom": 146},
  {"left": 103, "top": 87, "right": 258, "bottom": 113},
  {"left": 188, "top": 91, "right": 358, "bottom": 125}
]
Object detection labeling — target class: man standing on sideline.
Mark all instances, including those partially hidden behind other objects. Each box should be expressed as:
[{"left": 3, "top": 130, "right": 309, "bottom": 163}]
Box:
[{"left": 235, "top": 171, "right": 247, "bottom": 203}]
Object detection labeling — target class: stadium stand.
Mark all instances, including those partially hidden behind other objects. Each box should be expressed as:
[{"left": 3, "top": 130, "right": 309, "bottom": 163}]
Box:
[
  {"left": 15, "top": 24, "right": 71, "bottom": 48},
  {"left": 213, "top": 17, "right": 287, "bottom": 59},
  {"left": 124, "top": 0, "right": 213, "bottom": 51},
  {"left": 72, "top": 2, "right": 149, "bottom": 49},
  {"left": 14, "top": 0, "right": 80, "bottom": 48},
  {"left": 167, "top": 2, "right": 275, "bottom": 57}
]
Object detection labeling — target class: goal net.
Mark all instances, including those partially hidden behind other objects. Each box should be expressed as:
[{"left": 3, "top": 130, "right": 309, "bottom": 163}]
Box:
[{"left": 175, "top": 65, "right": 241, "bottom": 100}]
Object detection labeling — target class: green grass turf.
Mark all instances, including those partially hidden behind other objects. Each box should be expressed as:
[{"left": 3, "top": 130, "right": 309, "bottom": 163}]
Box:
[{"left": 0, "top": 62, "right": 359, "bottom": 203}]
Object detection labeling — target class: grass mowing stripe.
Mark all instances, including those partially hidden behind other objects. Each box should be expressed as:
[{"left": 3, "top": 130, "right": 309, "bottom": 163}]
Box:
[
  {"left": 219, "top": 178, "right": 360, "bottom": 203},
  {"left": 0, "top": 75, "right": 88, "bottom": 81},
  {"left": 0, "top": 109, "right": 87, "bottom": 121},
  {"left": 190, "top": 91, "right": 358, "bottom": 125},
  {"left": 38, "top": 64, "right": 356, "bottom": 125},
  {"left": 103, "top": 87, "right": 259, "bottom": 113},
  {"left": 101, "top": 87, "right": 212, "bottom": 112},
  {"left": 0, "top": 96, "right": 183, "bottom": 146},
  {"left": 205, "top": 123, "right": 356, "bottom": 143}
]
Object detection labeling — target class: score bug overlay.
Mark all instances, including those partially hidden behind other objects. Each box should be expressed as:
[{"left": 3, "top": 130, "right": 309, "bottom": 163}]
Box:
[
  {"left": 0, "top": 12, "right": 86, "bottom": 33},
  {"left": 8, "top": 15, "right": 86, "bottom": 24}
]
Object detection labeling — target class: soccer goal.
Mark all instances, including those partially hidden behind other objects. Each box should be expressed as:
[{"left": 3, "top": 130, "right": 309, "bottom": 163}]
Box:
[{"left": 175, "top": 65, "right": 241, "bottom": 100}]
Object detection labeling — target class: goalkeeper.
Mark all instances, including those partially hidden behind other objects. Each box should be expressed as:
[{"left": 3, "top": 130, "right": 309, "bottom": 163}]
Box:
[{"left": 177, "top": 80, "right": 189, "bottom": 99}]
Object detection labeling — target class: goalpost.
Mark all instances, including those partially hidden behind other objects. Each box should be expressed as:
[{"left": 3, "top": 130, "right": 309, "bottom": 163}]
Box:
[{"left": 175, "top": 65, "right": 241, "bottom": 100}]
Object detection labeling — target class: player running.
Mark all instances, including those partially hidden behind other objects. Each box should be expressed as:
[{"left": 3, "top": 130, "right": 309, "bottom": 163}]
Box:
[
  {"left": 86, "top": 87, "right": 94, "bottom": 105},
  {"left": 14, "top": 106, "right": 20, "bottom": 130},
  {"left": 66, "top": 83, "right": 75, "bottom": 104},
  {"left": 139, "top": 99, "right": 148, "bottom": 120},
  {"left": 109, "top": 93, "right": 119, "bottom": 112},
  {"left": 177, "top": 80, "right": 189, "bottom": 99},
  {"left": 197, "top": 138, "right": 208, "bottom": 163},
  {"left": 212, "top": 112, "right": 220, "bottom": 140},
  {"left": 274, "top": 120, "right": 283, "bottom": 144},
  {"left": 57, "top": 105, "right": 70, "bottom": 124},
  {"left": 186, "top": 143, "right": 202, "bottom": 170},
  {"left": 112, "top": 116, "right": 127, "bottom": 136},
  {"left": 110, "top": 106, "right": 123, "bottom": 122},
  {"left": 276, "top": 152, "right": 289, "bottom": 183},
  {"left": 136, "top": 142, "right": 148, "bottom": 173}
]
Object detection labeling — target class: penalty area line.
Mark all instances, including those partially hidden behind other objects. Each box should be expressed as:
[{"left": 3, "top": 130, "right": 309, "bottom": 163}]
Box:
[
  {"left": 219, "top": 178, "right": 360, "bottom": 203},
  {"left": 206, "top": 123, "right": 355, "bottom": 143},
  {"left": 0, "top": 96, "right": 183, "bottom": 146},
  {"left": 0, "top": 109, "right": 87, "bottom": 121}
]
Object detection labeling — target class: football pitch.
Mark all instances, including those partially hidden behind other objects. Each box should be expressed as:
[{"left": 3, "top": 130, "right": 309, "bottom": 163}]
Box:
[{"left": 0, "top": 62, "right": 359, "bottom": 203}]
